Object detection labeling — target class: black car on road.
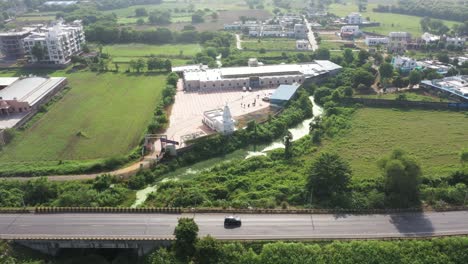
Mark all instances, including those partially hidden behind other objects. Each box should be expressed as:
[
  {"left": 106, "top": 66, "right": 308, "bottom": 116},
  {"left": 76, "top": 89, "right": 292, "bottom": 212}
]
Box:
[{"left": 224, "top": 216, "right": 242, "bottom": 227}]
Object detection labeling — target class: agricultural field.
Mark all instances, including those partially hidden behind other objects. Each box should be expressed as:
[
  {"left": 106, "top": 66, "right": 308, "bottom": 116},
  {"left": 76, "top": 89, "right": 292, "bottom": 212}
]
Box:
[
  {"left": 320, "top": 108, "right": 468, "bottom": 180},
  {"left": 103, "top": 43, "right": 201, "bottom": 57},
  {"left": 328, "top": 3, "right": 460, "bottom": 36},
  {"left": 0, "top": 71, "right": 165, "bottom": 165},
  {"left": 242, "top": 38, "right": 297, "bottom": 51}
]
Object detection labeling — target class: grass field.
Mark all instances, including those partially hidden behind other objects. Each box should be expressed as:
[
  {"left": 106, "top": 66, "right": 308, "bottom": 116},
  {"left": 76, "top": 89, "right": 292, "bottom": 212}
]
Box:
[
  {"left": 103, "top": 43, "right": 202, "bottom": 57},
  {"left": 354, "top": 91, "right": 453, "bottom": 102},
  {"left": 0, "top": 71, "right": 165, "bottom": 164},
  {"left": 329, "top": 3, "right": 460, "bottom": 36},
  {"left": 320, "top": 108, "right": 468, "bottom": 180},
  {"left": 242, "top": 39, "right": 297, "bottom": 50}
]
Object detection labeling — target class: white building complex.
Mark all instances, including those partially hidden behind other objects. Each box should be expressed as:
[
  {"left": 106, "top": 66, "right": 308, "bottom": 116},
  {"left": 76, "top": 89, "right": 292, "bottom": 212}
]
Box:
[
  {"left": 365, "top": 37, "right": 389, "bottom": 46},
  {"left": 387, "top": 32, "right": 412, "bottom": 53},
  {"left": 202, "top": 104, "right": 236, "bottom": 135},
  {"left": 179, "top": 60, "right": 342, "bottom": 91},
  {"left": 22, "top": 20, "right": 85, "bottom": 65}
]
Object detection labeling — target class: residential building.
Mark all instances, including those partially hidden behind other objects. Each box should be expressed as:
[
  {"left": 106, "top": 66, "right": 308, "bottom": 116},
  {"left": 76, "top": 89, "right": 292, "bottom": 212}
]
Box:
[
  {"left": 179, "top": 59, "right": 342, "bottom": 91},
  {"left": 420, "top": 75, "right": 468, "bottom": 101},
  {"left": 294, "top": 24, "right": 308, "bottom": 39},
  {"left": 421, "top": 32, "right": 440, "bottom": 44},
  {"left": 23, "top": 20, "right": 85, "bottom": 65},
  {"left": 387, "top": 32, "right": 412, "bottom": 53},
  {"left": 43, "top": 1, "right": 78, "bottom": 6},
  {"left": 340, "top": 26, "right": 361, "bottom": 39},
  {"left": 296, "top": 40, "right": 310, "bottom": 50},
  {"left": 444, "top": 36, "right": 466, "bottom": 48},
  {"left": 391, "top": 56, "right": 418, "bottom": 72},
  {"left": 202, "top": 104, "right": 235, "bottom": 135},
  {"left": 0, "top": 28, "right": 34, "bottom": 58},
  {"left": 365, "top": 37, "right": 389, "bottom": 46},
  {"left": 417, "top": 60, "right": 453, "bottom": 75},
  {"left": 346, "top": 12, "right": 364, "bottom": 24}
]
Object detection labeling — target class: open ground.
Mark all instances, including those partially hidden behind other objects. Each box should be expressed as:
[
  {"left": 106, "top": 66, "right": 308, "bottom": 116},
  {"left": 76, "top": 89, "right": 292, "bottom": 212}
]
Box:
[{"left": 319, "top": 108, "right": 468, "bottom": 180}]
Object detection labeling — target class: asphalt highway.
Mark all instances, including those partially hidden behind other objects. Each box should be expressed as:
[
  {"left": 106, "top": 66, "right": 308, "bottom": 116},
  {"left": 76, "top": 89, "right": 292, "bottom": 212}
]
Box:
[{"left": 0, "top": 211, "right": 467, "bottom": 240}]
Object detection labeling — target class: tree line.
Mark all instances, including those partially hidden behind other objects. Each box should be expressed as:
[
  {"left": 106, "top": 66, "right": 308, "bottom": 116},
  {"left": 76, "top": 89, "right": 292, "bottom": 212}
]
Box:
[{"left": 373, "top": 0, "right": 468, "bottom": 22}]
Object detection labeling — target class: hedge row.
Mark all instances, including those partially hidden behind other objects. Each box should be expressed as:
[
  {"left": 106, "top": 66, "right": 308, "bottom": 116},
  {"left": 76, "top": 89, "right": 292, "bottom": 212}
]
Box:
[{"left": 35, "top": 207, "right": 182, "bottom": 214}]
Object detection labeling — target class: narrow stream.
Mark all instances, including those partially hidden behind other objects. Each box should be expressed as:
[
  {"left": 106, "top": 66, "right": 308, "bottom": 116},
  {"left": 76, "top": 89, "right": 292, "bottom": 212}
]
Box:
[{"left": 132, "top": 97, "right": 323, "bottom": 207}]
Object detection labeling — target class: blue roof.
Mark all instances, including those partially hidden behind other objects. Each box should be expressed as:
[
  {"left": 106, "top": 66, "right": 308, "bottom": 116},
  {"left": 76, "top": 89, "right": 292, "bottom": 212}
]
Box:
[{"left": 270, "top": 84, "right": 300, "bottom": 101}]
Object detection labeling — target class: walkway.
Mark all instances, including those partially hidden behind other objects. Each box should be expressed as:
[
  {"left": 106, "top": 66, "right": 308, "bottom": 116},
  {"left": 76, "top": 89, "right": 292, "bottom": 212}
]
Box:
[{"left": 303, "top": 17, "right": 319, "bottom": 51}]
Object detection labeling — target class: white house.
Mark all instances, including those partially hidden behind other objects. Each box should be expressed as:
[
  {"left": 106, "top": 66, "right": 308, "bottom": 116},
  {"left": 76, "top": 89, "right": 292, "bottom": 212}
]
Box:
[
  {"left": 340, "top": 25, "right": 361, "bottom": 38},
  {"left": 346, "top": 12, "right": 364, "bottom": 24},
  {"left": 391, "top": 56, "right": 418, "bottom": 72},
  {"left": 23, "top": 20, "right": 85, "bottom": 65},
  {"left": 445, "top": 37, "right": 466, "bottom": 48},
  {"left": 365, "top": 37, "right": 389, "bottom": 46},
  {"left": 421, "top": 32, "right": 440, "bottom": 44},
  {"left": 296, "top": 40, "right": 310, "bottom": 50}
]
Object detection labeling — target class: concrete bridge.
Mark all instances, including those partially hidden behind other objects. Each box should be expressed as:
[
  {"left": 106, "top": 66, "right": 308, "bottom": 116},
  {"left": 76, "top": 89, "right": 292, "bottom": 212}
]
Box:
[{"left": 2, "top": 211, "right": 468, "bottom": 255}]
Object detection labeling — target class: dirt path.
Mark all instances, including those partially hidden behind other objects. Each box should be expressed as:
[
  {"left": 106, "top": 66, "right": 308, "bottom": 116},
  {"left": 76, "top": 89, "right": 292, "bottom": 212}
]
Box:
[{"left": 235, "top": 34, "right": 242, "bottom": 50}]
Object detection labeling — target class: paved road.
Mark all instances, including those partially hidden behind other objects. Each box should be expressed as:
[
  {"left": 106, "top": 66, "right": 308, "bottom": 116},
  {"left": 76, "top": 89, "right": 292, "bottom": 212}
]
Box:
[
  {"left": 304, "top": 17, "right": 318, "bottom": 51},
  {"left": 0, "top": 211, "right": 467, "bottom": 240},
  {"left": 235, "top": 34, "right": 242, "bottom": 50}
]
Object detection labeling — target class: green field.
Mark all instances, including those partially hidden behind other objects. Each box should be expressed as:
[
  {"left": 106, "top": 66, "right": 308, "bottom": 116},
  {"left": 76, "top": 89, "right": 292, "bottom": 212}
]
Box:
[
  {"left": 354, "top": 91, "right": 452, "bottom": 102},
  {"left": 103, "top": 43, "right": 202, "bottom": 57},
  {"left": 242, "top": 39, "right": 297, "bottom": 50},
  {"left": 0, "top": 71, "right": 165, "bottom": 164},
  {"left": 321, "top": 108, "right": 468, "bottom": 180},
  {"left": 329, "top": 3, "right": 460, "bottom": 36}
]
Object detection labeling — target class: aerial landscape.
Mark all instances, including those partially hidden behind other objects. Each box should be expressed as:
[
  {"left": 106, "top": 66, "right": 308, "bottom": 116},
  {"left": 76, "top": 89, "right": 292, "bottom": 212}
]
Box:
[{"left": 0, "top": 0, "right": 467, "bottom": 263}]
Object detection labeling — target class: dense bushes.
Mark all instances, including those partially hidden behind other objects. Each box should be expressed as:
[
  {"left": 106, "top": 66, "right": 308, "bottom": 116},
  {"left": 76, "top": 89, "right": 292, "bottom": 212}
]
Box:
[
  {"left": 146, "top": 237, "right": 468, "bottom": 264},
  {"left": 0, "top": 175, "right": 131, "bottom": 207}
]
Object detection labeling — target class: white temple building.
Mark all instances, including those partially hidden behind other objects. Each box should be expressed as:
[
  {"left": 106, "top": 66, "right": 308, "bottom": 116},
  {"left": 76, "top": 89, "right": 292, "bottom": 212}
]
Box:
[{"left": 202, "top": 104, "right": 236, "bottom": 135}]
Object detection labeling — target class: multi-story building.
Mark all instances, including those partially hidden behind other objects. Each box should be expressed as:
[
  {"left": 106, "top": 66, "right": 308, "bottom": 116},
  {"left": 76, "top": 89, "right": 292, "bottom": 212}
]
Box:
[
  {"left": 444, "top": 36, "right": 466, "bottom": 48},
  {"left": 296, "top": 40, "right": 310, "bottom": 50},
  {"left": 294, "top": 24, "right": 308, "bottom": 39},
  {"left": 0, "top": 28, "right": 35, "bottom": 58},
  {"left": 387, "top": 32, "right": 412, "bottom": 53},
  {"left": 365, "top": 37, "right": 389, "bottom": 46},
  {"left": 421, "top": 32, "right": 440, "bottom": 44},
  {"left": 346, "top": 12, "right": 364, "bottom": 24},
  {"left": 22, "top": 20, "right": 85, "bottom": 65}
]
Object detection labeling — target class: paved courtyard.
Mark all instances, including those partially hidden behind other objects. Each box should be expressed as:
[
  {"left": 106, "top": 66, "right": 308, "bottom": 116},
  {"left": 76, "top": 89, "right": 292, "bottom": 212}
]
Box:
[{"left": 165, "top": 82, "right": 276, "bottom": 147}]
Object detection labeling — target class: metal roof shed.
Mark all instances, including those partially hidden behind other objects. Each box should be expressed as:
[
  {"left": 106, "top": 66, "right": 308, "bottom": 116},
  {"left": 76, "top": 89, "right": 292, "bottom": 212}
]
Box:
[{"left": 270, "top": 84, "right": 300, "bottom": 106}]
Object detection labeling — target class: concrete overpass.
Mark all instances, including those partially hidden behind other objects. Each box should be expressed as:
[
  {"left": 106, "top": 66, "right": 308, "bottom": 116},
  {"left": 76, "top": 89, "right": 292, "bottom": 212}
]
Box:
[{"left": 1, "top": 211, "right": 468, "bottom": 255}]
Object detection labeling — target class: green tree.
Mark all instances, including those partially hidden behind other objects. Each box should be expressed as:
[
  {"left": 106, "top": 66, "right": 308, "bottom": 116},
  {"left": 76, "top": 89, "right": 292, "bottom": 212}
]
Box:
[
  {"left": 315, "top": 47, "right": 330, "bottom": 60},
  {"left": 31, "top": 43, "right": 45, "bottom": 61},
  {"left": 352, "top": 68, "right": 375, "bottom": 88},
  {"left": 357, "top": 49, "right": 369, "bottom": 65},
  {"left": 135, "top": 7, "right": 148, "bottom": 17},
  {"left": 174, "top": 218, "right": 199, "bottom": 259},
  {"left": 307, "top": 152, "right": 352, "bottom": 200},
  {"left": 283, "top": 132, "right": 293, "bottom": 159},
  {"left": 379, "top": 62, "right": 394, "bottom": 87},
  {"left": 461, "top": 149, "right": 468, "bottom": 166},
  {"left": 194, "top": 235, "right": 222, "bottom": 264},
  {"left": 343, "top": 48, "right": 354, "bottom": 64},
  {"left": 378, "top": 149, "right": 422, "bottom": 208},
  {"left": 409, "top": 70, "right": 422, "bottom": 86}
]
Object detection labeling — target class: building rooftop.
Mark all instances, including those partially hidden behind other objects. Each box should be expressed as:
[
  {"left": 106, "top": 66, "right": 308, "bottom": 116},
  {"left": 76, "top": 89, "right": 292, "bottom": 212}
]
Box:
[
  {"left": 422, "top": 75, "right": 468, "bottom": 99},
  {"left": 270, "top": 84, "right": 300, "bottom": 102},
  {"left": 183, "top": 61, "right": 342, "bottom": 82},
  {"left": 0, "top": 77, "right": 19, "bottom": 87},
  {"left": 0, "top": 76, "right": 67, "bottom": 105}
]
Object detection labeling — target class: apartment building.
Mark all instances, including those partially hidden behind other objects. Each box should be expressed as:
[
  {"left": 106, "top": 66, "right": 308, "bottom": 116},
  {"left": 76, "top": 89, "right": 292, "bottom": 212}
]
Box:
[
  {"left": 23, "top": 20, "right": 85, "bottom": 65},
  {"left": 387, "top": 32, "right": 412, "bottom": 53},
  {"left": 0, "top": 28, "right": 35, "bottom": 58}
]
